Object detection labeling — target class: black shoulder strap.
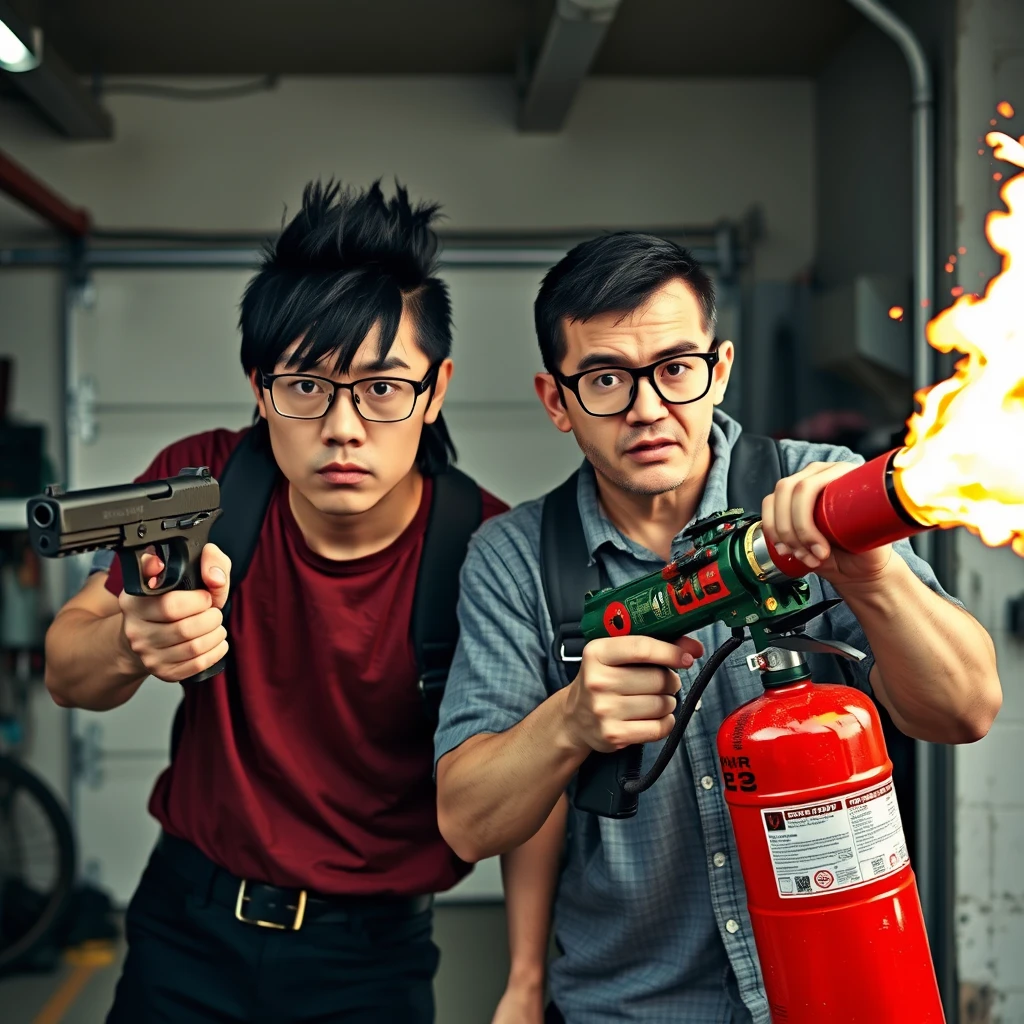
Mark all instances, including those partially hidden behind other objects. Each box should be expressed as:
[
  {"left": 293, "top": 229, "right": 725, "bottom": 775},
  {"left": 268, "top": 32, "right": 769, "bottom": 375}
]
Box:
[
  {"left": 412, "top": 468, "right": 483, "bottom": 717},
  {"left": 208, "top": 430, "right": 280, "bottom": 595},
  {"left": 726, "top": 432, "right": 783, "bottom": 514},
  {"left": 170, "top": 430, "right": 278, "bottom": 759},
  {"left": 540, "top": 471, "right": 600, "bottom": 686}
]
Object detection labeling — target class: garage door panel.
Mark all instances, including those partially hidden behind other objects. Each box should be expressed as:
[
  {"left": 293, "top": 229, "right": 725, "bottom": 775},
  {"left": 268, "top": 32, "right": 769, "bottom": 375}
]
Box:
[{"left": 77, "top": 271, "right": 254, "bottom": 405}]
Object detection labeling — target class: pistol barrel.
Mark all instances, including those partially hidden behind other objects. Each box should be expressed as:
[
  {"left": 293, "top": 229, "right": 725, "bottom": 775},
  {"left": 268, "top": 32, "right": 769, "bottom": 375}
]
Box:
[{"left": 26, "top": 469, "right": 220, "bottom": 560}]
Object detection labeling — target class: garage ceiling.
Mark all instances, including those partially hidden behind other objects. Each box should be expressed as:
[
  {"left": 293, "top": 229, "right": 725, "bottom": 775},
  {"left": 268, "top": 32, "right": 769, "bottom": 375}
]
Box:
[
  {"left": 0, "top": 0, "right": 865, "bottom": 239},
  {"left": 8, "top": 0, "right": 860, "bottom": 77}
]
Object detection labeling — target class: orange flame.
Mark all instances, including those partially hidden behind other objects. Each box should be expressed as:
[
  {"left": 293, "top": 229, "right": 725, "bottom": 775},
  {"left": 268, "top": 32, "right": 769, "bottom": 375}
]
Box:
[
  {"left": 997, "top": 101, "right": 1015, "bottom": 118},
  {"left": 893, "top": 131, "right": 1024, "bottom": 558},
  {"left": 888, "top": 306, "right": 905, "bottom": 321}
]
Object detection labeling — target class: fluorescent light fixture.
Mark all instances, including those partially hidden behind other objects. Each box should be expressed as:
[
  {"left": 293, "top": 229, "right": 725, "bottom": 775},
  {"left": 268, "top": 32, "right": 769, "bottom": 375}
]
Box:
[
  {"left": 0, "top": 12, "right": 41, "bottom": 72},
  {"left": 0, "top": 0, "right": 109, "bottom": 136}
]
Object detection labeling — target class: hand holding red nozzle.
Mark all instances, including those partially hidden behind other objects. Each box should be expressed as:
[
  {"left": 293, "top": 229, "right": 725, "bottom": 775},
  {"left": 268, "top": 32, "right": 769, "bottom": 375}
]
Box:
[{"left": 759, "top": 450, "right": 926, "bottom": 582}]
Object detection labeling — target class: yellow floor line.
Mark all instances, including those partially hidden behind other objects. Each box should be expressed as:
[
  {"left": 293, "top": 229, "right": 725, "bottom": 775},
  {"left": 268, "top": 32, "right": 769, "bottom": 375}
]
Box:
[
  {"left": 30, "top": 964, "right": 98, "bottom": 1024},
  {"left": 29, "top": 941, "right": 116, "bottom": 1024}
]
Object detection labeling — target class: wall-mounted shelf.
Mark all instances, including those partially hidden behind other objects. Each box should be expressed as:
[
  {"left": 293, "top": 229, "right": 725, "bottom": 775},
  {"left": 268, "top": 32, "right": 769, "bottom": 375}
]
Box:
[{"left": 0, "top": 499, "right": 30, "bottom": 531}]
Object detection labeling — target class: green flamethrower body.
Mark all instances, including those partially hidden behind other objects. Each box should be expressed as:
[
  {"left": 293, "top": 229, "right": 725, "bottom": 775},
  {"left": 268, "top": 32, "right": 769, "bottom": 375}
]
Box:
[{"left": 574, "top": 507, "right": 864, "bottom": 818}]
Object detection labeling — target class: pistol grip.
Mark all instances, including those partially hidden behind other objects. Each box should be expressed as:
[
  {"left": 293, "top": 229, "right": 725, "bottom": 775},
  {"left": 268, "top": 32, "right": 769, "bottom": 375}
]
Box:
[{"left": 574, "top": 745, "right": 644, "bottom": 818}]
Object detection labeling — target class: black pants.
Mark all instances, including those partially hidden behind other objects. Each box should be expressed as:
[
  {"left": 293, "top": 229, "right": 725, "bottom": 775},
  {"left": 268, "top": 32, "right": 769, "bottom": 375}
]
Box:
[{"left": 107, "top": 834, "right": 439, "bottom": 1023}]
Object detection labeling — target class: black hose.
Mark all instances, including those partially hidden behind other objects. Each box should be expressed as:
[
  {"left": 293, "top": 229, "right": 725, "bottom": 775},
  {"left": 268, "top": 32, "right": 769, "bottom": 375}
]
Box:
[{"left": 622, "top": 632, "right": 745, "bottom": 795}]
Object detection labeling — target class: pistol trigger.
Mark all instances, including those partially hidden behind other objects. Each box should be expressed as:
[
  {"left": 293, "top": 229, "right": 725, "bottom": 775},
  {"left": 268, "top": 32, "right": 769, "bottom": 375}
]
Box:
[
  {"left": 136, "top": 551, "right": 150, "bottom": 594},
  {"left": 122, "top": 547, "right": 154, "bottom": 597}
]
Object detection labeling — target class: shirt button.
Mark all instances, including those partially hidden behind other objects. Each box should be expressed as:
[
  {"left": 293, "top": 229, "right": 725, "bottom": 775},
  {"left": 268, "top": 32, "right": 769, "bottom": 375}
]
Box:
[
  {"left": 713, "top": 852, "right": 727, "bottom": 867},
  {"left": 726, "top": 919, "right": 740, "bottom": 934},
  {"left": 701, "top": 776, "right": 715, "bottom": 790}
]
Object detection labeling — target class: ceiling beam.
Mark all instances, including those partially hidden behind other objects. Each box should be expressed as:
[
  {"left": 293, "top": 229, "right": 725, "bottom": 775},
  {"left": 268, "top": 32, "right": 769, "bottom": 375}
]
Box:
[
  {"left": 0, "top": 1, "right": 113, "bottom": 139},
  {"left": 518, "top": 0, "right": 623, "bottom": 133}
]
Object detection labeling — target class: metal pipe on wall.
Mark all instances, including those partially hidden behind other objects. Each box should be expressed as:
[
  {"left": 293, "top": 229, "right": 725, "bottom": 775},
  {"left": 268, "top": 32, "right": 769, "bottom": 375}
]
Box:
[
  {"left": 845, "top": 0, "right": 934, "bottom": 401},
  {"left": 844, "top": 3, "right": 955, "bottom": 1019},
  {"left": 0, "top": 242, "right": 744, "bottom": 273},
  {"left": 0, "top": 149, "right": 92, "bottom": 238}
]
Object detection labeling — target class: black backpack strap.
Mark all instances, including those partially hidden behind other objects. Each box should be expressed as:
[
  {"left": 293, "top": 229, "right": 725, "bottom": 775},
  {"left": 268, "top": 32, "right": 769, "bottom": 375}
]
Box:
[
  {"left": 726, "top": 431, "right": 783, "bottom": 516},
  {"left": 171, "top": 429, "right": 279, "bottom": 758},
  {"left": 208, "top": 430, "right": 281, "bottom": 606},
  {"left": 412, "top": 468, "right": 483, "bottom": 719},
  {"left": 540, "top": 471, "right": 602, "bottom": 687}
]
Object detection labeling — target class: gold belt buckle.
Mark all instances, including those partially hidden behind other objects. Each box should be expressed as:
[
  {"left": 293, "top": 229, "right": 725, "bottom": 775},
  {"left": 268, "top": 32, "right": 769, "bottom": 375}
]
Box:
[{"left": 234, "top": 879, "right": 307, "bottom": 930}]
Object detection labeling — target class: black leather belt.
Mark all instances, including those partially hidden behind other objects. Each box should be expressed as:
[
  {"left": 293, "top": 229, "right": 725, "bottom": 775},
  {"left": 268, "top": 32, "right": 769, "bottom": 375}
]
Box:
[{"left": 155, "top": 832, "right": 433, "bottom": 931}]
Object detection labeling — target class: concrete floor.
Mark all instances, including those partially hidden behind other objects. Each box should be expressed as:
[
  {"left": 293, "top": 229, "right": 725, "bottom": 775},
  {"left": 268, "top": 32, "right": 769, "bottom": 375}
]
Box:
[{"left": 0, "top": 903, "right": 512, "bottom": 1024}]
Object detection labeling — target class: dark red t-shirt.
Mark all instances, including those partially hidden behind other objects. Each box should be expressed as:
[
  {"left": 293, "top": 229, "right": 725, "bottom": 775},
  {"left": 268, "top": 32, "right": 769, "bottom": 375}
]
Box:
[{"left": 104, "top": 428, "right": 507, "bottom": 896}]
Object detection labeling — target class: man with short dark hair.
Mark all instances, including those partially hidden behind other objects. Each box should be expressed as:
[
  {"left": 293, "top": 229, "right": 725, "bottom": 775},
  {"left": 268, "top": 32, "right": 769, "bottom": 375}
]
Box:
[
  {"left": 435, "top": 233, "right": 1001, "bottom": 1023},
  {"left": 42, "top": 180, "right": 512, "bottom": 1022}
]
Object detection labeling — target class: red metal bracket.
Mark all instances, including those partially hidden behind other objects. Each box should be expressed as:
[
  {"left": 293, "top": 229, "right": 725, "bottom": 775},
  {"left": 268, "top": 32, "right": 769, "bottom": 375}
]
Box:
[{"left": 0, "top": 148, "right": 91, "bottom": 237}]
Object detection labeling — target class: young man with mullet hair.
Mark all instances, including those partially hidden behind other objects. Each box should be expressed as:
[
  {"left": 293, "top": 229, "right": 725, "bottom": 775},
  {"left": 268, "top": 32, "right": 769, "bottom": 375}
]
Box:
[
  {"left": 42, "top": 180, "right": 557, "bottom": 1023},
  {"left": 434, "top": 233, "right": 1002, "bottom": 1023}
]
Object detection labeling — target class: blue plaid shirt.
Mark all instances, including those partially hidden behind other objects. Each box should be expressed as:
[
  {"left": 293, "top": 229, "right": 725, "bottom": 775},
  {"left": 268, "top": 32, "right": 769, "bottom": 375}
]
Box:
[{"left": 435, "top": 410, "right": 956, "bottom": 1024}]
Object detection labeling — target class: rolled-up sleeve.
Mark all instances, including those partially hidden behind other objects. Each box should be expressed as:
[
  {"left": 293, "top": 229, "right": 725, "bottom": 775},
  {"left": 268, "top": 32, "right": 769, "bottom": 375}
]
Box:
[
  {"left": 89, "top": 550, "right": 116, "bottom": 575},
  {"left": 434, "top": 508, "right": 551, "bottom": 770}
]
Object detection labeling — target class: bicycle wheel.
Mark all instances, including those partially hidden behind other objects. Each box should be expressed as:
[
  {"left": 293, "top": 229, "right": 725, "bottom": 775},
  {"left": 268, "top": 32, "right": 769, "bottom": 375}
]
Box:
[{"left": 0, "top": 755, "right": 76, "bottom": 972}]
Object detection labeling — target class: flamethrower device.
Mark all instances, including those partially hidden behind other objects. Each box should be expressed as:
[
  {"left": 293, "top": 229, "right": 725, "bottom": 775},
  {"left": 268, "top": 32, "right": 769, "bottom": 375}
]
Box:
[
  {"left": 25, "top": 468, "right": 224, "bottom": 684},
  {"left": 575, "top": 448, "right": 947, "bottom": 1023}
]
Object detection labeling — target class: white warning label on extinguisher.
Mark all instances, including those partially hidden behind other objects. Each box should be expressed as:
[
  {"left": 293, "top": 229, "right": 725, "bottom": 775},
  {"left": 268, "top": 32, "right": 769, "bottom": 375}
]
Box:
[{"left": 760, "top": 778, "right": 910, "bottom": 898}]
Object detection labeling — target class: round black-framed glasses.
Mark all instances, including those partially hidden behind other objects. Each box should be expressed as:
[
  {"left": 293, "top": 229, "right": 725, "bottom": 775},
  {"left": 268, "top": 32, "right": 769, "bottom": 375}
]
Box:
[
  {"left": 260, "top": 364, "right": 439, "bottom": 423},
  {"left": 554, "top": 342, "right": 721, "bottom": 417}
]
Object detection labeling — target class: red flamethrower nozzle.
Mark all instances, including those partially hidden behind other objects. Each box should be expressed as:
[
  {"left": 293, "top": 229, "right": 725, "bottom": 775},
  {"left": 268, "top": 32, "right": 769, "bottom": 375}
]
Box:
[{"left": 764, "top": 450, "right": 929, "bottom": 578}]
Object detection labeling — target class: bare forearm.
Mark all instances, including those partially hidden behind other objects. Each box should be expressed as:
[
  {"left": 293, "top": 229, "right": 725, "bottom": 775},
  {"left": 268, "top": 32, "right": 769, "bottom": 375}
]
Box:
[
  {"left": 438, "top": 688, "right": 586, "bottom": 862},
  {"left": 837, "top": 557, "right": 1001, "bottom": 743},
  {"left": 44, "top": 609, "right": 147, "bottom": 711},
  {"left": 501, "top": 794, "right": 567, "bottom": 987}
]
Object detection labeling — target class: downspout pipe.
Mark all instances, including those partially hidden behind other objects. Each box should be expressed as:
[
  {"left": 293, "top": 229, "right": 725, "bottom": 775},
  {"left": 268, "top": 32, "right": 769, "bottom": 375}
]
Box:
[
  {"left": 845, "top": 0, "right": 934, "bottom": 402},
  {"left": 843, "top": 5, "right": 952, "bottom": 1019}
]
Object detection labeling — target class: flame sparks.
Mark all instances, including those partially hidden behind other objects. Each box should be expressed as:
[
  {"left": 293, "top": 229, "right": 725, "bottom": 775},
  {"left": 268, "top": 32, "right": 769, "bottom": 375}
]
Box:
[
  {"left": 997, "top": 101, "right": 1015, "bottom": 119},
  {"left": 889, "top": 306, "right": 905, "bottom": 321},
  {"left": 893, "top": 131, "right": 1024, "bottom": 558}
]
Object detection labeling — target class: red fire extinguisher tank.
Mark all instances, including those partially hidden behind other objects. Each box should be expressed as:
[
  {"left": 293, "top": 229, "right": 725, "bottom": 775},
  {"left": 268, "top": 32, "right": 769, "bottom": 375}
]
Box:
[{"left": 717, "top": 677, "right": 945, "bottom": 1022}]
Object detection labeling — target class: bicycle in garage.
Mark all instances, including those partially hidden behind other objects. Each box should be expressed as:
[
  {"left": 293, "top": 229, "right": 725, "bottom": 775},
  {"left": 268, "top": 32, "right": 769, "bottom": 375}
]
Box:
[{"left": 0, "top": 647, "right": 77, "bottom": 975}]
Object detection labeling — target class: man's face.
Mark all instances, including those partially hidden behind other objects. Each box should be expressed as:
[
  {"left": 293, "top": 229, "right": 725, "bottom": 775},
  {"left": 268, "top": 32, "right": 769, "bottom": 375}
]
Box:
[
  {"left": 251, "top": 308, "right": 452, "bottom": 517},
  {"left": 535, "top": 278, "right": 733, "bottom": 496}
]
